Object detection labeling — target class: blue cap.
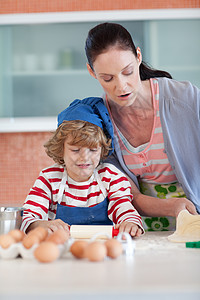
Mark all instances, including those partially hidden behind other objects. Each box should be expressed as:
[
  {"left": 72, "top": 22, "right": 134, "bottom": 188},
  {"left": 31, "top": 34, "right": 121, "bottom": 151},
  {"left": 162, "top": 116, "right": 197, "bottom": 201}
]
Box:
[{"left": 58, "top": 97, "right": 114, "bottom": 155}]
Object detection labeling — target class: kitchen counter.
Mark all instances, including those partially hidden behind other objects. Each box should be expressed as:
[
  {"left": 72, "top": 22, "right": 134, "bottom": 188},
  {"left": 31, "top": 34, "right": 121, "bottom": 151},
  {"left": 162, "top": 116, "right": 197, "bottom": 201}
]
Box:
[{"left": 0, "top": 231, "right": 200, "bottom": 300}]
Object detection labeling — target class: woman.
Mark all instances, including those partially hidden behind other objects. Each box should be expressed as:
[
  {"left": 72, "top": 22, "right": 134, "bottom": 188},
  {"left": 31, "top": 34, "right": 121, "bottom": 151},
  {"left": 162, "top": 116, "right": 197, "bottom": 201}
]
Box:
[{"left": 85, "top": 22, "right": 199, "bottom": 230}]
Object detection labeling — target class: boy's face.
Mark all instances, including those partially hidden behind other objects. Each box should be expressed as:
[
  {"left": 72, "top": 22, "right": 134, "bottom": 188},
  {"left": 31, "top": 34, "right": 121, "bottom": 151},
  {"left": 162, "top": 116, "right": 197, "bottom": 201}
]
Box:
[{"left": 63, "top": 139, "right": 102, "bottom": 182}]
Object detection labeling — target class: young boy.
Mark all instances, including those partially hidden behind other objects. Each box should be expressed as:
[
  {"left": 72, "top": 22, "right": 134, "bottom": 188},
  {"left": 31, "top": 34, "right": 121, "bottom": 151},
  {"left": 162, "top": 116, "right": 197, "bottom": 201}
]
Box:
[{"left": 21, "top": 97, "right": 144, "bottom": 237}]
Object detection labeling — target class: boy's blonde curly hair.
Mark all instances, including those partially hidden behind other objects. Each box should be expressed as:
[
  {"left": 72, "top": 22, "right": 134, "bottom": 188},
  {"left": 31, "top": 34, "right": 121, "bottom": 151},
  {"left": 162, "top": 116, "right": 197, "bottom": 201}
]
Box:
[{"left": 44, "top": 120, "right": 112, "bottom": 166}]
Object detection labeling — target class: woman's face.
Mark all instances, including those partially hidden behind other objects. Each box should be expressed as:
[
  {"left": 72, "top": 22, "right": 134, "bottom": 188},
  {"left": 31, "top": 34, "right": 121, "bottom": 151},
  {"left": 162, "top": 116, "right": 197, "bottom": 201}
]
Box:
[{"left": 87, "top": 47, "right": 142, "bottom": 107}]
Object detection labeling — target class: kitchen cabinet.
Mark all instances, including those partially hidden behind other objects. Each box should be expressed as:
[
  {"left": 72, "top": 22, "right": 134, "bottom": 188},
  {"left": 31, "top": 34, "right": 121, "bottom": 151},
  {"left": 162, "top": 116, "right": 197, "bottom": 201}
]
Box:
[
  {"left": 0, "top": 13, "right": 200, "bottom": 131},
  {"left": 0, "top": 21, "right": 145, "bottom": 120},
  {"left": 145, "top": 19, "right": 200, "bottom": 86},
  {"left": 0, "top": 232, "right": 199, "bottom": 300}
]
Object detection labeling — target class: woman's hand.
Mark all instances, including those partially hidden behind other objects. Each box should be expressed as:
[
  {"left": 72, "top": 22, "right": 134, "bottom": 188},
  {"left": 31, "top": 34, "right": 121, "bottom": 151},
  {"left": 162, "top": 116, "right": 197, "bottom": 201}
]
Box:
[
  {"left": 168, "top": 197, "right": 198, "bottom": 217},
  {"left": 27, "top": 219, "right": 70, "bottom": 234},
  {"left": 115, "top": 222, "right": 143, "bottom": 238}
]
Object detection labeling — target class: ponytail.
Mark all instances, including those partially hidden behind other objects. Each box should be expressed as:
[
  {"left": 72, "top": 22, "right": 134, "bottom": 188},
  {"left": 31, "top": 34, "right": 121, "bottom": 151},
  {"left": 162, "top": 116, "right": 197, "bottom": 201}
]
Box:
[{"left": 140, "top": 62, "right": 172, "bottom": 80}]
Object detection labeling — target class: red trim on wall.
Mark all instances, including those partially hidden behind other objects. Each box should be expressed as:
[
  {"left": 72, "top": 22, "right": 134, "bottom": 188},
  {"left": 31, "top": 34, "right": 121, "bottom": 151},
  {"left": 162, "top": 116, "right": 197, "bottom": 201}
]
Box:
[{"left": 0, "top": 0, "right": 199, "bottom": 14}]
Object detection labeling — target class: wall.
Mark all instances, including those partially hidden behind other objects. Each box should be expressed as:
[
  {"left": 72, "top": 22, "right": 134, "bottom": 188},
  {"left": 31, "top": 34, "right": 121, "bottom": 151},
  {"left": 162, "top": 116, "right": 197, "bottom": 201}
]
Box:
[
  {"left": 0, "top": 132, "right": 53, "bottom": 206},
  {"left": 0, "top": 0, "right": 199, "bottom": 207}
]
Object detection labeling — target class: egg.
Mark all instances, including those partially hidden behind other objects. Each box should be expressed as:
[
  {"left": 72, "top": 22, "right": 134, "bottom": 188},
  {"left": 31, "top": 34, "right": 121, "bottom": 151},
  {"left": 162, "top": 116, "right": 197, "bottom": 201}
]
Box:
[
  {"left": 34, "top": 241, "right": 60, "bottom": 263},
  {"left": 85, "top": 241, "right": 107, "bottom": 262},
  {"left": 0, "top": 234, "right": 16, "bottom": 249},
  {"left": 9, "top": 229, "right": 25, "bottom": 242},
  {"left": 22, "top": 234, "right": 40, "bottom": 249},
  {"left": 29, "top": 227, "right": 48, "bottom": 242},
  {"left": 104, "top": 238, "right": 123, "bottom": 259},
  {"left": 70, "top": 240, "right": 88, "bottom": 259},
  {"left": 45, "top": 229, "right": 69, "bottom": 244}
]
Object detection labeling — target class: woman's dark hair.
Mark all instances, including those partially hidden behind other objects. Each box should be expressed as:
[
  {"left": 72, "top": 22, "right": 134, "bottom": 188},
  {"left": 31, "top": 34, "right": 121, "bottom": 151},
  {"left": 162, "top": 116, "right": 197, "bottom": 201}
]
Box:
[{"left": 85, "top": 22, "right": 172, "bottom": 80}]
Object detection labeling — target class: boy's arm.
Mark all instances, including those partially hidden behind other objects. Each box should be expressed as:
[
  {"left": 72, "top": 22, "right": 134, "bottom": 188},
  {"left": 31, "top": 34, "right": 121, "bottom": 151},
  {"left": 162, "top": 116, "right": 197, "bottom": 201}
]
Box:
[
  {"left": 106, "top": 165, "right": 144, "bottom": 233},
  {"left": 21, "top": 172, "right": 52, "bottom": 233}
]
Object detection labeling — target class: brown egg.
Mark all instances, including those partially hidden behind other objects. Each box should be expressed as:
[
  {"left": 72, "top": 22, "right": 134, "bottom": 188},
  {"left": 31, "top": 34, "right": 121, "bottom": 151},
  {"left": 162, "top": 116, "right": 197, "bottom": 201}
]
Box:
[
  {"left": 22, "top": 234, "right": 40, "bottom": 249},
  {"left": 45, "top": 229, "right": 69, "bottom": 245},
  {"left": 34, "top": 241, "right": 60, "bottom": 263},
  {"left": 9, "top": 229, "right": 25, "bottom": 242},
  {"left": 29, "top": 227, "right": 48, "bottom": 242},
  {"left": 70, "top": 240, "right": 88, "bottom": 259},
  {"left": 0, "top": 234, "right": 16, "bottom": 249},
  {"left": 104, "top": 238, "right": 123, "bottom": 259},
  {"left": 85, "top": 241, "right": 107, "bottom": 262}
]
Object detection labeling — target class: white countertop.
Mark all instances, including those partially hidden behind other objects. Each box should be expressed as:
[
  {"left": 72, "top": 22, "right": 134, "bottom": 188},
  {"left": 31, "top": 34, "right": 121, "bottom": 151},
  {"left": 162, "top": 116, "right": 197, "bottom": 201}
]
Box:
[{"left": 0, "top": 232, "right": 200, "bottom": 300}]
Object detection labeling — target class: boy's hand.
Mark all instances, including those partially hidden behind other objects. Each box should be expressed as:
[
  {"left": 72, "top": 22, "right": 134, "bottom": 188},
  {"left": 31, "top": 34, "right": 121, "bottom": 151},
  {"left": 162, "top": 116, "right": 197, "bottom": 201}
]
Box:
[
  {"left": 115, "top": 222, "right": 143, "bottom": 237},
  {"left": 46, "top": 219, "right": 70, "bottom": 234},
  {"left": 27, "top": 219, "right": 70, "bottom": 234}
]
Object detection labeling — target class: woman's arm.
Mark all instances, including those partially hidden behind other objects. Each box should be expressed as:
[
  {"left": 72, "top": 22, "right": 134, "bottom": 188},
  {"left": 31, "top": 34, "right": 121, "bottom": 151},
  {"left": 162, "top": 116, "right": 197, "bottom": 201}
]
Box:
[{"left": 128, "top": 177, "right": 198, "bottom": 217}]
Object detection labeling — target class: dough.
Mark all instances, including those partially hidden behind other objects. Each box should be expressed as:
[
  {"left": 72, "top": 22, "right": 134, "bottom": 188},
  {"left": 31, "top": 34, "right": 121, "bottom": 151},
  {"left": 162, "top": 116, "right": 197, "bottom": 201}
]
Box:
[{"left": 168, "top": 210, "right": 200, "bottom": 243}]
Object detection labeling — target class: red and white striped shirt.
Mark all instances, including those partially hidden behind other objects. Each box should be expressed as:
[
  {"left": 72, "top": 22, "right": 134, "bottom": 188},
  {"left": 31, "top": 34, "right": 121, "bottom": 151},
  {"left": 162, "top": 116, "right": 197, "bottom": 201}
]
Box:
[{"left": 21, "top": 163, "right": 144, "bottom": 232}]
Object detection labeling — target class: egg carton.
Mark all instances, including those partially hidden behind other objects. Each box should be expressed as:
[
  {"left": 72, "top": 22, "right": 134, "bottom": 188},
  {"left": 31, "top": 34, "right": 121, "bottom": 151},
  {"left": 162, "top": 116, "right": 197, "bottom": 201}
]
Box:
[
  {"left": 0, "top": 233, "right": 135, "bottom": 260},
  {"left": 89, "top": 231, "right": 135, "bottom": 257},
  {"left": 0, "top": 241, "right": 70, "bottom": 260},
  {"left": 116, "top": 232, "right": 135, "bottom": 256}
]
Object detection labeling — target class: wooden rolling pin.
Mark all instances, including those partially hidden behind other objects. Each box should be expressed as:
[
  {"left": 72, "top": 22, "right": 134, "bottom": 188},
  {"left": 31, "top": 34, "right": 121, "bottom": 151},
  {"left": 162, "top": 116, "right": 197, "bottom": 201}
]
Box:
[{"left": 70, "top": 225, "right": 119, "bottom": 239}]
